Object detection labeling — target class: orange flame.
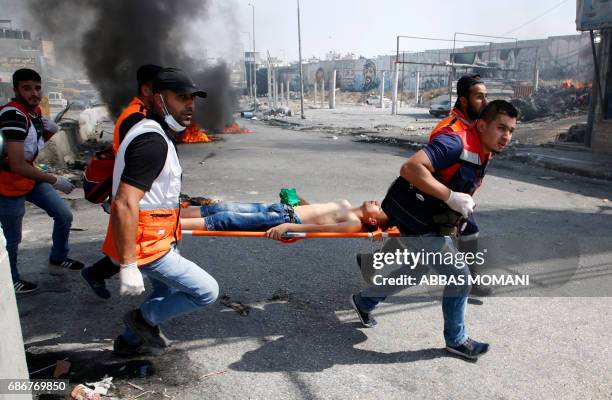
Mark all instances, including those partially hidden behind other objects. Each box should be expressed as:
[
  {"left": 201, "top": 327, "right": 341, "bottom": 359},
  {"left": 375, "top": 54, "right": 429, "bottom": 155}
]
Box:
[
  {"left": 222, "top": 122, "right": 253, "bottom": 134},
  {"left": 179, "top": 123, "right": 212, "bottom": 143}
]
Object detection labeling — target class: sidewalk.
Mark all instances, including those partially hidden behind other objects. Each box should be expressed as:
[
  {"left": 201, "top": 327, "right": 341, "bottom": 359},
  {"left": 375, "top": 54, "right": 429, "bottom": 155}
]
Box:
[
  {"left": 260, "top": 104, "right": 612, "bottom": 181},
  {"left": 501, "top": 143, "right": 612, "bottom": 181}
]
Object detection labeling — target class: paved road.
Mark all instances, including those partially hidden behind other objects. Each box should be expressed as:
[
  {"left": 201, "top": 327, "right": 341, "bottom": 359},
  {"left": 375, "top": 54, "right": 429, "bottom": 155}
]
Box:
[{"left": 16, "top": 119, "right": 612, "bottom": 399}]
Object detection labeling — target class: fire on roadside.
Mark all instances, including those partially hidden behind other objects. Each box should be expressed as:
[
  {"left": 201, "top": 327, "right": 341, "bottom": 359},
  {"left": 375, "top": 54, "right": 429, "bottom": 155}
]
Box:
[
  {"left": 178, "top": 123, "right": 213, "bottom": 144},
  {"left": 222, "top": 122, "right": 253, "bottom": 134},
  {"left": 561, "top": 79, "right": 587, "bottom": 89}
]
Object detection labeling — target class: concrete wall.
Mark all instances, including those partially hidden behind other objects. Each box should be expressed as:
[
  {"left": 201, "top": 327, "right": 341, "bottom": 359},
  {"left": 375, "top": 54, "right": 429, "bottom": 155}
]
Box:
[
  {"left": 0, "top": 229, "right": 31, "bottom": 398},
  {"left": 298, "top": 33, "right": 592, "bottom": 94},
  {"left": 0, "top": 37, "right": 42, "bottom": 84}
]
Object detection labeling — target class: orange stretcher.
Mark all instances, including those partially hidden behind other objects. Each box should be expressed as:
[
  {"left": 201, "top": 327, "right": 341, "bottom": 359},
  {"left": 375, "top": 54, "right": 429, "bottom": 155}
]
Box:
[{"left": 182, "top": 227, "right": 401, "bottom": 243}]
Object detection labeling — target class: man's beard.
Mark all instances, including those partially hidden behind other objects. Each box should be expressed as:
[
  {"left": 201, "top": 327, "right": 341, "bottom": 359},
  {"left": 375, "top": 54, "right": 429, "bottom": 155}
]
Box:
[
  {"left": 466, "top": 102, "right": 480, "bottom": 120},
  {"left": 16, "top": 94, "right": 39, "bottom": 109}
]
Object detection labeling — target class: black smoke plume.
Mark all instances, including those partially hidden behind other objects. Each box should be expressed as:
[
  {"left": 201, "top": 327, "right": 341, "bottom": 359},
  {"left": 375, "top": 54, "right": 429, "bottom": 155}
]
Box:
[{"left": 27, "top": 0, "right": 237, "bottom": 132}]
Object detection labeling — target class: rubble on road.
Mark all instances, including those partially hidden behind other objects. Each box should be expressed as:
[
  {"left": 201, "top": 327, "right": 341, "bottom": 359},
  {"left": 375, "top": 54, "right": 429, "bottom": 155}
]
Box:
[
  {"left": 557, "top": 123, "right": 588, "bottom": 143},
  {"left": 510, "top": 84, "right": 590, "bottom": 122}
]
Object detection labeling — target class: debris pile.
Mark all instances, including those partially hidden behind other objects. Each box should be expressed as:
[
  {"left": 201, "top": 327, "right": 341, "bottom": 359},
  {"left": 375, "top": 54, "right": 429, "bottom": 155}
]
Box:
[
  {"left": 557, "top": 123, "right": 588, "bottom": 143},
  {"left": 258, "top": 106, "right": 294, "bottom": 119},
  {"left": 510, "top": 84, "right": 590, "bottom": 122}
]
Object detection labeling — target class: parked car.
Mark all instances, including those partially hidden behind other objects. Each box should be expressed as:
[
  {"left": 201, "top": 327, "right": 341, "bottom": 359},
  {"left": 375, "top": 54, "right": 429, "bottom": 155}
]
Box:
[
  {"left": 47, "top": 92, "right": 67, "bottom": 108},
  {"left": 429, "top": 99, "right": 451, "bottom": 117},
  {"left": 366, "top": 95, "right": 391, "bottom": 107}
]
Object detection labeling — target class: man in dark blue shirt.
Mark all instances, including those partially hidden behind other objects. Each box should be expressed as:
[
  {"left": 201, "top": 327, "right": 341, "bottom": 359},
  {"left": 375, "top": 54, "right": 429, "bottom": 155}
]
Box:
[{"left": 350, "top": 100, "right": 518, "bottom": 360}]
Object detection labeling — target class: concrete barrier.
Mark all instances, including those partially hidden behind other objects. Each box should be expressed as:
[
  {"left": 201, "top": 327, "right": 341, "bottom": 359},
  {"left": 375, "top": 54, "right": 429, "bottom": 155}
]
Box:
[
  {"left": 0, "top": 228, "right": 31, "bottom": 399},
  {"left": 38, "top": 105, "right": 110, "bottom": 168},
  {"left": 78, "top": 106, "right": 110, "bottom": 140}
]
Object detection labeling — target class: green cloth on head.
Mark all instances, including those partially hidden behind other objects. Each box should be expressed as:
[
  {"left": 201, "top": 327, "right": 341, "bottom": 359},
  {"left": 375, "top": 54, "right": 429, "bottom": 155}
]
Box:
[{"left": 279, "top": 188, "right": 301, "bottom": 207}]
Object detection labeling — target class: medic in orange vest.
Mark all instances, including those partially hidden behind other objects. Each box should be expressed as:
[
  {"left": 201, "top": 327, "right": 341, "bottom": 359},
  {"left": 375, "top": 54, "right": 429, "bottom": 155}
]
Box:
[
  {"left": 80, "top": 65, "right": 164, "bottom": 301},
  {"left": 357, "top": 100, "right": 518, "bottom": 360},
  {"left": 430, "top": 74, "right": 488, "bottom": 142},
  {"left": 0, "top": 68, "right": 84, "bottom": 294},
  {"left": 112, "top": 64, "right": 163, "bottom": 154},
  {"left": 102, "top": 68, "right": 217, "bottom": 354}
]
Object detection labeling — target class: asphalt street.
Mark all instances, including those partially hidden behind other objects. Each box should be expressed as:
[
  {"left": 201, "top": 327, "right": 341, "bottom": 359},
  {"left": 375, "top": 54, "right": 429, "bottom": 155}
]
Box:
[{"left": 15, "top": 118, "right": 612, "bottom": 399}]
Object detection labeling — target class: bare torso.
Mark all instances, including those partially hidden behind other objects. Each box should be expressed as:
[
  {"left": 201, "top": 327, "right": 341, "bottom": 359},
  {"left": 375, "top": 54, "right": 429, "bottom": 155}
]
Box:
[{"left": 294, "top": 200, "right": 358, "bottom": 225}]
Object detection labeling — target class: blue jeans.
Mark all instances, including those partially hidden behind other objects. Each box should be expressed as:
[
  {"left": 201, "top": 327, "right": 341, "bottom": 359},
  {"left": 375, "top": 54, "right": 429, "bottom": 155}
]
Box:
[
  {"left": 354, "top": 235, "right": 471, "bottom": 347},
  {"left": 123, "top": 248, "right": 219, "bottom": 345},
  {"left": 199, "top": 202, "right": 300, "bottom": 231},
  {"left": 0, "top": 182, "right": 73, "bottom": 282}
]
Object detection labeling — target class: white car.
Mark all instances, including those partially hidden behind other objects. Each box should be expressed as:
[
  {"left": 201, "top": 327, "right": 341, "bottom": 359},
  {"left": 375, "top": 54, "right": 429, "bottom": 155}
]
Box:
[
  {"left": 366, "top": 95, "right": 391, "bottom": 107},
  {"left": 429, "top": 99, "right": 451, "bottom": 117},
  {"left": 47, "top": 92, "right": 67, "bottom": 108}
]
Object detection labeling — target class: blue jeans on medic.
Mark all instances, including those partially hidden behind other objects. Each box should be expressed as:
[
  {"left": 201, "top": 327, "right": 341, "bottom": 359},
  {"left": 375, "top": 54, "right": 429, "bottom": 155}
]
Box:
[
  {"left": 0, "top": 182, "right": 73, "bottom": 282},
  {"left": 122, "top": 248, "right": 219, "bottom": 345},
  {"left": 199, "top": 202, "right": 300, "bottom": 231},
  {"left": 353, "top": 235, "right": 471, "bottom": 347}
]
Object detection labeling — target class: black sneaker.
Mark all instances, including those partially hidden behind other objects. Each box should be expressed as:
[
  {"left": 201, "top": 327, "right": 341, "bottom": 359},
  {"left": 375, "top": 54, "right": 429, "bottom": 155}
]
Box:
[
  {"left": 124, "top": 309, "right": 171, "bottom": 349},
  {"left": 14, "top": 280, "right": 39, "bottom": 294},
  {"left": 445, "top": 337, "right": 490, "bottom": 360},
  {"left": 112, "top": 335, "right": 151, "bottom": 357},
  {"left": 49, "top": 257, "right": 85, "bottom": 271},
  {"left": 81, "top": 267, "right": 111, "bottom": 299},
  {"left": 349, "top": 294, "right": 378, "bottom": 328}
]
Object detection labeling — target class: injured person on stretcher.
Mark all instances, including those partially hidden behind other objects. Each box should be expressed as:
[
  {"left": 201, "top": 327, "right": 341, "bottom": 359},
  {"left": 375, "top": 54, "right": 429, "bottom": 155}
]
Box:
[{"left": 179, "top": 199, "right": 390, "bottom": 240}]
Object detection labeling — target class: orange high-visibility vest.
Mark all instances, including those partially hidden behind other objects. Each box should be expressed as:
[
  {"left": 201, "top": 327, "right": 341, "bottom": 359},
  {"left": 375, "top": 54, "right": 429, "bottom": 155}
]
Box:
[
  {"left": 102, "top": 118, "right": 182, "bottom": 266},
  {"left": 112, "top": 97, "right": 147, "bottom": 154},
  {"left": 0, "top": 101, "right": 43, "bottom": 197},
  {"left": 429, "top": 107, "right": 471, "bottom": 141},
  {"left": 429, "top": 122, "right": 490, "bottom": 195}
]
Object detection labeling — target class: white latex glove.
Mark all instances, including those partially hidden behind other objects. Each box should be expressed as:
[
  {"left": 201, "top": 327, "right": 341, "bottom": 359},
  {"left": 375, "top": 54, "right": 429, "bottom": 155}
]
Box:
[
  {"left": 42, "top": 117, "right": 59, "bottom": 134},
  {"left": 119, "top": 262, "right": 145, "bottom": 296},
  {"left": 52, "top": 176, "right": 74, "bottom": 194},
  {"left": 445, "top": 191, "right": 475, "bottom": 219}
]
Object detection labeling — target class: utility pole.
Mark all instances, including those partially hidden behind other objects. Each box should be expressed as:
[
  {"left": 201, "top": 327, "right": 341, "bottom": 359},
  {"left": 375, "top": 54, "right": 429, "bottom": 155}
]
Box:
[
  {"left": 321, "top": 78, "right": 325, "bottom": 108},
  {"left": 297, "top": 0, "right": 305, "bottom": 119},
  {"left": 242, "top": 31, "right": 252, "bottom": 103},
  {"left": 329, "top": 70, "right": 336, "bottom": 109},
  {"left": 415, "top": 71, "right": 420, "bottom": 105},
  {"left": 267, "top": 52, "right": 272, "bottom": 107},
  {"left": 392, "top": 62, "right": 399, "bottom": 115},
  {"left": 250, "top": 2, "right": 257, "bottom": 111},
  {"left": 379, "top": 71, "right": 385, "bottom": 109}
]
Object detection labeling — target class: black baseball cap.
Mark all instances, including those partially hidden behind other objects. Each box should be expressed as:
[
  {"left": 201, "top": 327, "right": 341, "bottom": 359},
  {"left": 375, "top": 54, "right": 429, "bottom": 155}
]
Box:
[
  {"left": 456, "top": 74, "right": 484, "bottom": 98},
  {"left": 153, "top": 67, "right": 207, "bottom": 98},
  {"left": 136, "top": 64, "right": 163, "bottom": 86}
]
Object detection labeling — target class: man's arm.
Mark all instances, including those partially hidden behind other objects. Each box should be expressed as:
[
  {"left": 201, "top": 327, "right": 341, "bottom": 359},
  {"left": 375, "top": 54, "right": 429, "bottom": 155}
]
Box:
[
  {"left": 266, "top": 220, "right": 362, "bottom": 240},
  {"left": 110, "top": 181, "right": 146, "bottom": 265},
  {"left": 400, "top": 142, "right": 475, "bottom": 218},
  {"left": 41, "top": 117, "right": 60, "bottom": 142},
  {"left": 7, "top": 141, "right": 56, "bottom": 184},
  {"left": 399, "top": 150, "right": 451, "bottom": 202}
]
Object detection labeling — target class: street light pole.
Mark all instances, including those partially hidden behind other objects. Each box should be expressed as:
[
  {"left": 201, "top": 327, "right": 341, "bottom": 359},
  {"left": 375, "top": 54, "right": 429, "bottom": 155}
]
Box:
[
  {"left": 242, "top": 31, "right": 252, "bottom": 103},
  {"left": 297, "top": 0, "right": 305, "bottom": 119},
  {"left": 250, "top": 2, "right": 257, "bottom": 111}
]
